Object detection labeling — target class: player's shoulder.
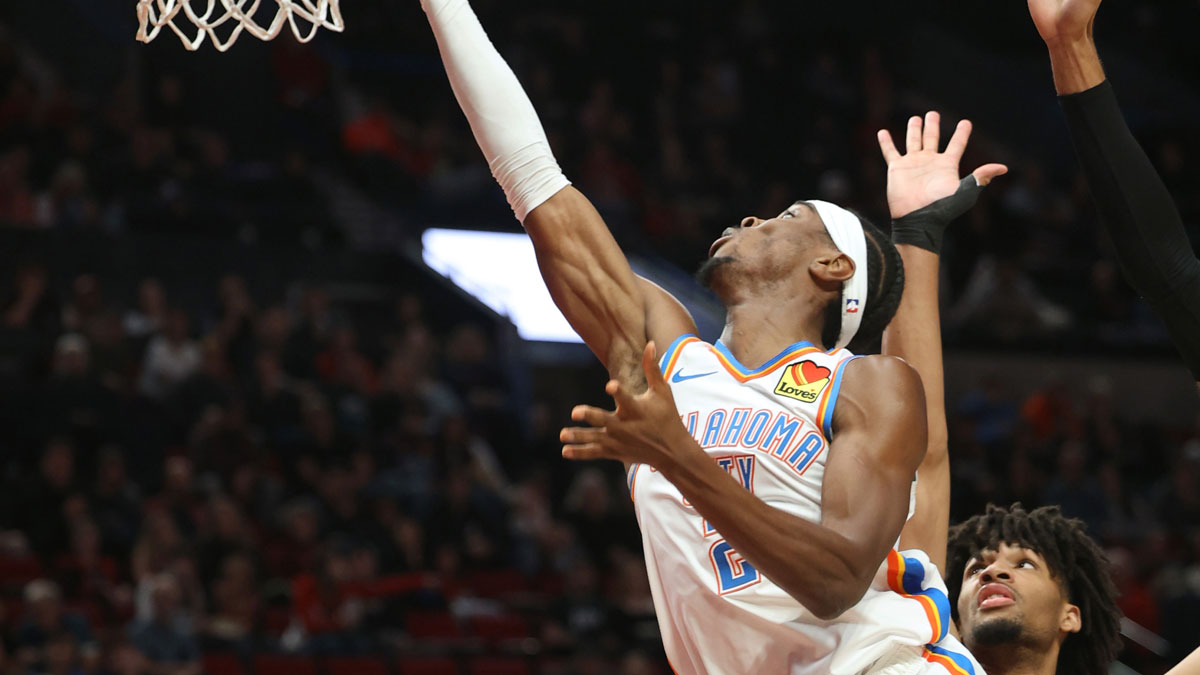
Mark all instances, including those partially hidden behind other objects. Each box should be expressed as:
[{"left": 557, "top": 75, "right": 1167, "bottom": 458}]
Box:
[
  {"left": 842, "top": 354, "right": 922, "bottom": 391},
  {"left": 838, "top": 355, "right": 925, "bottom": 421}
]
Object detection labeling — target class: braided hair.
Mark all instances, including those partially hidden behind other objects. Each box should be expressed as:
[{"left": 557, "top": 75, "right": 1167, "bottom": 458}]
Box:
[
  {"left": 945, "top": 503, "right": 1123, "bottom": 674},
  {"left": 820, "top": 213, "right": 906, "bottom": 353}
]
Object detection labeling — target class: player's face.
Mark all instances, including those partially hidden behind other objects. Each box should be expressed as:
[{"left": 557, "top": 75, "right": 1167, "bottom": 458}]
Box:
[
  {"left": 956, "top": 543, "right": 1080, "bottom": 653},
  {"left": 700, "top": 201, "right": 833, "bottom": 288}
]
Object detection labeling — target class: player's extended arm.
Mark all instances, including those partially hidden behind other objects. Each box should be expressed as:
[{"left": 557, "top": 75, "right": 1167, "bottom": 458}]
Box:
[
  {"left": 561, "top": 344, "right": 927, "bottom": 620},
  {"left": 877, "top": 113, "right": 1007, "bottom": 569},
  {"left": 1029, "top": 0, "right": 1200, "bottom": 380},
  {"left": 419, "top": 0, "right": 693, "bottom": 386}
]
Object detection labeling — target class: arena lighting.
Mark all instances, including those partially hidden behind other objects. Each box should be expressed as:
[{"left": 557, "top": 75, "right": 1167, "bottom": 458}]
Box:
[{"left": 421, "top": 228, "right": 583, "bottom": 343}]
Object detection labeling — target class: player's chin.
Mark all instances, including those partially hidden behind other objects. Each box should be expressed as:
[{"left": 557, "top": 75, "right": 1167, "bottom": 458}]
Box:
[{"left": 695, "top": 255, "right": 734, "bottom": 288}]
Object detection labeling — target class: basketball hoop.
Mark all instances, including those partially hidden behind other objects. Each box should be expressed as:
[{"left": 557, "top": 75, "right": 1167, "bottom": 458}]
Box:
[{"left": 136, "top": 0, "right": 344, "bottom": 52}]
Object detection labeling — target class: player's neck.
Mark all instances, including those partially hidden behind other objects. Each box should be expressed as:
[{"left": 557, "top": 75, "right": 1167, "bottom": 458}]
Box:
[
  {"left": 973, "top": 642, "right": 1059, "bottom": 675},
  {"left": 719, "top": 301, "right": 826, "bottom": 368}
]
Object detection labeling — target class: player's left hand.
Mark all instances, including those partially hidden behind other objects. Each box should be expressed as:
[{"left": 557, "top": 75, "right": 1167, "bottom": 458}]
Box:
[
  {"left": 560, "top": 341, "right": 700, "bottom": 471},
  {"left": 878, "top": 111, "right": 1008, "bottom": 219}
]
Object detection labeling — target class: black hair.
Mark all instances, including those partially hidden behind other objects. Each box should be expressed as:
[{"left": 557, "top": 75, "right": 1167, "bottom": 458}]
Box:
[
  {"left": 945, "top": 503, "right": 1122, "bottom": 674},
  {"left": 820, "top": 213, "right": 905, "bottom": 352}
]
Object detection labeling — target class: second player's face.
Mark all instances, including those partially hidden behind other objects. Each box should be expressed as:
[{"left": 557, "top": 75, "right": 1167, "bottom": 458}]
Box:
[{"left": 956, "top": 543, "right": 1080, "bottom": 651}]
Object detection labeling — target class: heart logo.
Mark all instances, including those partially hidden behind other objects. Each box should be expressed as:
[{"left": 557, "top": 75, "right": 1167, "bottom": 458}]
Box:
[{"left": 794, "top": 361, "right": 831, "bottom": 385}]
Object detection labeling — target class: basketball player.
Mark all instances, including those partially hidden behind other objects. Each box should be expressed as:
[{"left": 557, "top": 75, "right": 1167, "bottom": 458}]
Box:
[
  {"left": 418, "top": 0, "right": 997, "bottom": 670},
  {"left": 872, "top": 0, "right": 1173, "bottom": 665},
  {"left": 871, "top": 77, "right": 1125, "bottom": 675}
]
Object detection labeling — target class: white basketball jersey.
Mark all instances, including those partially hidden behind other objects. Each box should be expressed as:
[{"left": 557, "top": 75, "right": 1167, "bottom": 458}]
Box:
[{"left": 628, "top": 335, "right": 984, "bottom": 675}]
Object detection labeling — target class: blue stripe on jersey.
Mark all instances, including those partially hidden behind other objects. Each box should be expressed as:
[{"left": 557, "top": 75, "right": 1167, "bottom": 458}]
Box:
[
  {"left": 712, "top": 339, "right": 818, "bottom": 376},
  {"left": 820, "top": 355, "right": 860, "bottom": 440},
  {"left": 900, "top": 554, "right": 952, "bottom": 644},
  {"left": 659, "top": 333, "right": 698, "bottom": 374},
  {"left": 927, "top": 644, "right": 977, "bottom": 675}
]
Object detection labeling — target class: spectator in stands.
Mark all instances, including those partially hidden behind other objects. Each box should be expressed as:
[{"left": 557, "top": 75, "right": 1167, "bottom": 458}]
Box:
[
  {"left": 127, "top": 573, "right": 201, "bottom": 675},
  {"left": 138, "top": 309, "right": 200, "bottom": 400},
  {"left": 15, "top": 580, "right": 97, "bottom": 672}
]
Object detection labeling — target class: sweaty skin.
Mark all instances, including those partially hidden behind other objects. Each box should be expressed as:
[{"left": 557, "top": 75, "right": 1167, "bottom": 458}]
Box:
[{"left": 957, "top": 544, "right": 1080, "bottom": 675}]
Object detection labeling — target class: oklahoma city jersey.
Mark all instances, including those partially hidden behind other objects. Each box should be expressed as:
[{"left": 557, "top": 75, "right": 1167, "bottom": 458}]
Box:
[{"left": 628, "top": 335, "right": 983, "bottom": 675}]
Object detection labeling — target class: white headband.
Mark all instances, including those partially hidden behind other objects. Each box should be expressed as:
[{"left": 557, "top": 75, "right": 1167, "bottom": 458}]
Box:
[{"left": 808, "top": 200, "right": 868, "bottom": 351}]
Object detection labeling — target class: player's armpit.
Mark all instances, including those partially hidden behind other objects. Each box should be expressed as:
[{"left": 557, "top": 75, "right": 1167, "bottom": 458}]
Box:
[
  {"left": 637, "top": 277, "right": 698, "bottom": 352},
  {"left": 525, "top": 186, "right": 651, "bottom": 388}
]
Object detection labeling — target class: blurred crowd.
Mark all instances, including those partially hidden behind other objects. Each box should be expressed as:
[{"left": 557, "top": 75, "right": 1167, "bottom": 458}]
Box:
[{"left": 0, "top": 0, "right": 1199, "bottom": 673}]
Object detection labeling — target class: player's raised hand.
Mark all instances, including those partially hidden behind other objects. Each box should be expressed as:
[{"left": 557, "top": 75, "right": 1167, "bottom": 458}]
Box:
[
  {"left": 877, "top": 111, "right": 1007, "bottom": 220},
  {"left": 560, "top": 341, "right": 699, "bottom": 470},
  {"left": 1027, "top": 0, "right": 1102, "bottom": 47}
]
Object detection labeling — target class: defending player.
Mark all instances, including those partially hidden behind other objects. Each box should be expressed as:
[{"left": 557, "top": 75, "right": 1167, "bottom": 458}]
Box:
[
  {"left": 873, "top": 76, "right": 1125, "bottom": 675},
  {"left": 417, "top": 0, "right": 994, "bottom": 670}
]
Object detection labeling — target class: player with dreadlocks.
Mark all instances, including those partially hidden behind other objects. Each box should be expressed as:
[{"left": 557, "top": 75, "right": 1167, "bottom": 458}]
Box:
[
  {"left": 871, "top": 65, "right": 1125, "bottom": 675},
  {"left": 945, "top": 505, "right": 1121, "bottom": 674},
  {"left": 874, "top": 119, "right": 1125, "bottom": 673}
]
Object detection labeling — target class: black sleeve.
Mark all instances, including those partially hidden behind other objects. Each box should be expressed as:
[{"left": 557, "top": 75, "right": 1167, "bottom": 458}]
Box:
[{"left": 1060, "top": 80, "right": 1200, "bottom": 379}]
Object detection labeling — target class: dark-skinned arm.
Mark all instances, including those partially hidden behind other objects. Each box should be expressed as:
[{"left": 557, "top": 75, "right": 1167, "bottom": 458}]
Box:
[
  {"left": 1029, "top": 0, "right": 1200, "bottom": 380},
  {"left": 420, "top": 0, "right": 695, "bottom": 390},
  {"left": 876, "top": 112, "right": 1006, "bottom": 569},
  {"left": 562, "top": 345, "right": 927, "bottom": 619}
]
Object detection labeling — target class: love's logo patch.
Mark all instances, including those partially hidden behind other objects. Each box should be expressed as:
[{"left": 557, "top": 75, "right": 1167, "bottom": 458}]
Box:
[{"left": 774, "top": 360, "right": 831, "bottom": 403}]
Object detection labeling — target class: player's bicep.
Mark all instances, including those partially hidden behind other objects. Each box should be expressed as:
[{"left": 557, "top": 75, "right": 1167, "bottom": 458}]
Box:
[
  {"left": 820, "top": 358, "right": 927, "bottom": 571},
  {"left": 525, "top": 187, "right": 647, "bottom": 381}
]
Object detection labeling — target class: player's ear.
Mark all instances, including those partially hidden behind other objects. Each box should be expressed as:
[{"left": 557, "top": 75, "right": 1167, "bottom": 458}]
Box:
[
  {"left": 1059, "top": 602, "right": 1081, "bottom": 635},
  {"left": 809, "top": 252, "right": 855, "bottom": 285}
]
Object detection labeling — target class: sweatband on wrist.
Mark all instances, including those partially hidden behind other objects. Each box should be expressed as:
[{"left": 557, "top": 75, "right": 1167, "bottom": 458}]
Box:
[{"left": 891, "top": 175, "right": 985, "bottom": 254}]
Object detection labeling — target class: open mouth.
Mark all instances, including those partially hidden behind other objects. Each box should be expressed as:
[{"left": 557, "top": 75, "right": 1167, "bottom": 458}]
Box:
[
  {"left": 708, "top": 228, "right": 737, "bottom": 258},
  {"left": 977, "top": 583, "right": 1016, "bottom": 610}
]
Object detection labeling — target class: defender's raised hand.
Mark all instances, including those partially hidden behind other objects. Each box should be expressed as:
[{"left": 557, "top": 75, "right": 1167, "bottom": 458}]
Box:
[
  {"left": 560, "top": 342, "right": 699, "bottom": 472},
  {"left": 1028, "top": 0, "right": 1102, "bottom": 47},
  {"left": 877, "top": 111, "right": 1007, "bottom": 221}
]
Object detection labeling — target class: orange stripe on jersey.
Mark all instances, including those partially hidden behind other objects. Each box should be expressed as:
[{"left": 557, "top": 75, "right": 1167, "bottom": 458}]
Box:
[
  {"left": 923, "top": 648, "right": 975, "bottom": 675},
  {"left": 707, "top": 343, "right": 823, "bottom": 383},
  {"left": 885, "top": 550, "right": 942, "bottom": 645},
  {"left": 661, "top": 337, "right": 700, "bottom": 381}
]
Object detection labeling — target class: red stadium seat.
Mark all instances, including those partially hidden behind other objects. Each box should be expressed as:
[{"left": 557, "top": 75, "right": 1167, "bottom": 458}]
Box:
[
  {"left": 405, "top": 610, "right": 462, "bottom": 639},
  {"left": 465, "top": 569, "right": 529, "bottom": 598},
  {"left": 253, "top": 654, "right": 318, "bottom": 675},
  {"left": 324, "top": 656, "right": 390, "bottom": 675},
  {"left": 397, "top": 657, "right": 459, "bottom": 675},
  {"left": 0, "top": 557, "right": 43, "bottom": 590},
  {"left": 202, "top": 652, "right": 249, "bottom": 675},
  {"left": 467, "top": 657, "right": 529, "bottom": 675},
  {"left": 469, "top": 615, "right": 528, "bottom": 642}
]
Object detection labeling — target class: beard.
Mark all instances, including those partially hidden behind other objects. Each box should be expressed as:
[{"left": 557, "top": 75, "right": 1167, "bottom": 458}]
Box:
[
  {"left": 968, "top": 615, "right": 1026, "bottom": 648},
  {"left": 695, "top": 256, "right": 734, "bottom": 289}
]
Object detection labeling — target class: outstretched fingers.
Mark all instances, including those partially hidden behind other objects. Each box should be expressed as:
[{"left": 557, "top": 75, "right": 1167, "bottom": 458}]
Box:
[
  {"left": 944, "top": 119, "right": 973, "bottom": 160},
  {"left": 922, "top": 111, "right": 941, "bottom": 152},
  {"left": 905, "top": 115, "right": 923, "bottom": 154},
  {"left": 971, "top": 163, "right": 1009, "bottom": 186},
  {"left": 877, "top": 129, "right": 901, "bottom": 164}
]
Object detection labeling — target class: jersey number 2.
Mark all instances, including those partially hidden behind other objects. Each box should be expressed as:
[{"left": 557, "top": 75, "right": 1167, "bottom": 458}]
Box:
[{"left": 709, "top": 540, "right": 760, "bottom": 594}]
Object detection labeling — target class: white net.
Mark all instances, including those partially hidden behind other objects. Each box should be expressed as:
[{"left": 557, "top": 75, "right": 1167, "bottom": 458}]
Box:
[{"left": 136, "top": 0, "right": 344, "bottom": 52}]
